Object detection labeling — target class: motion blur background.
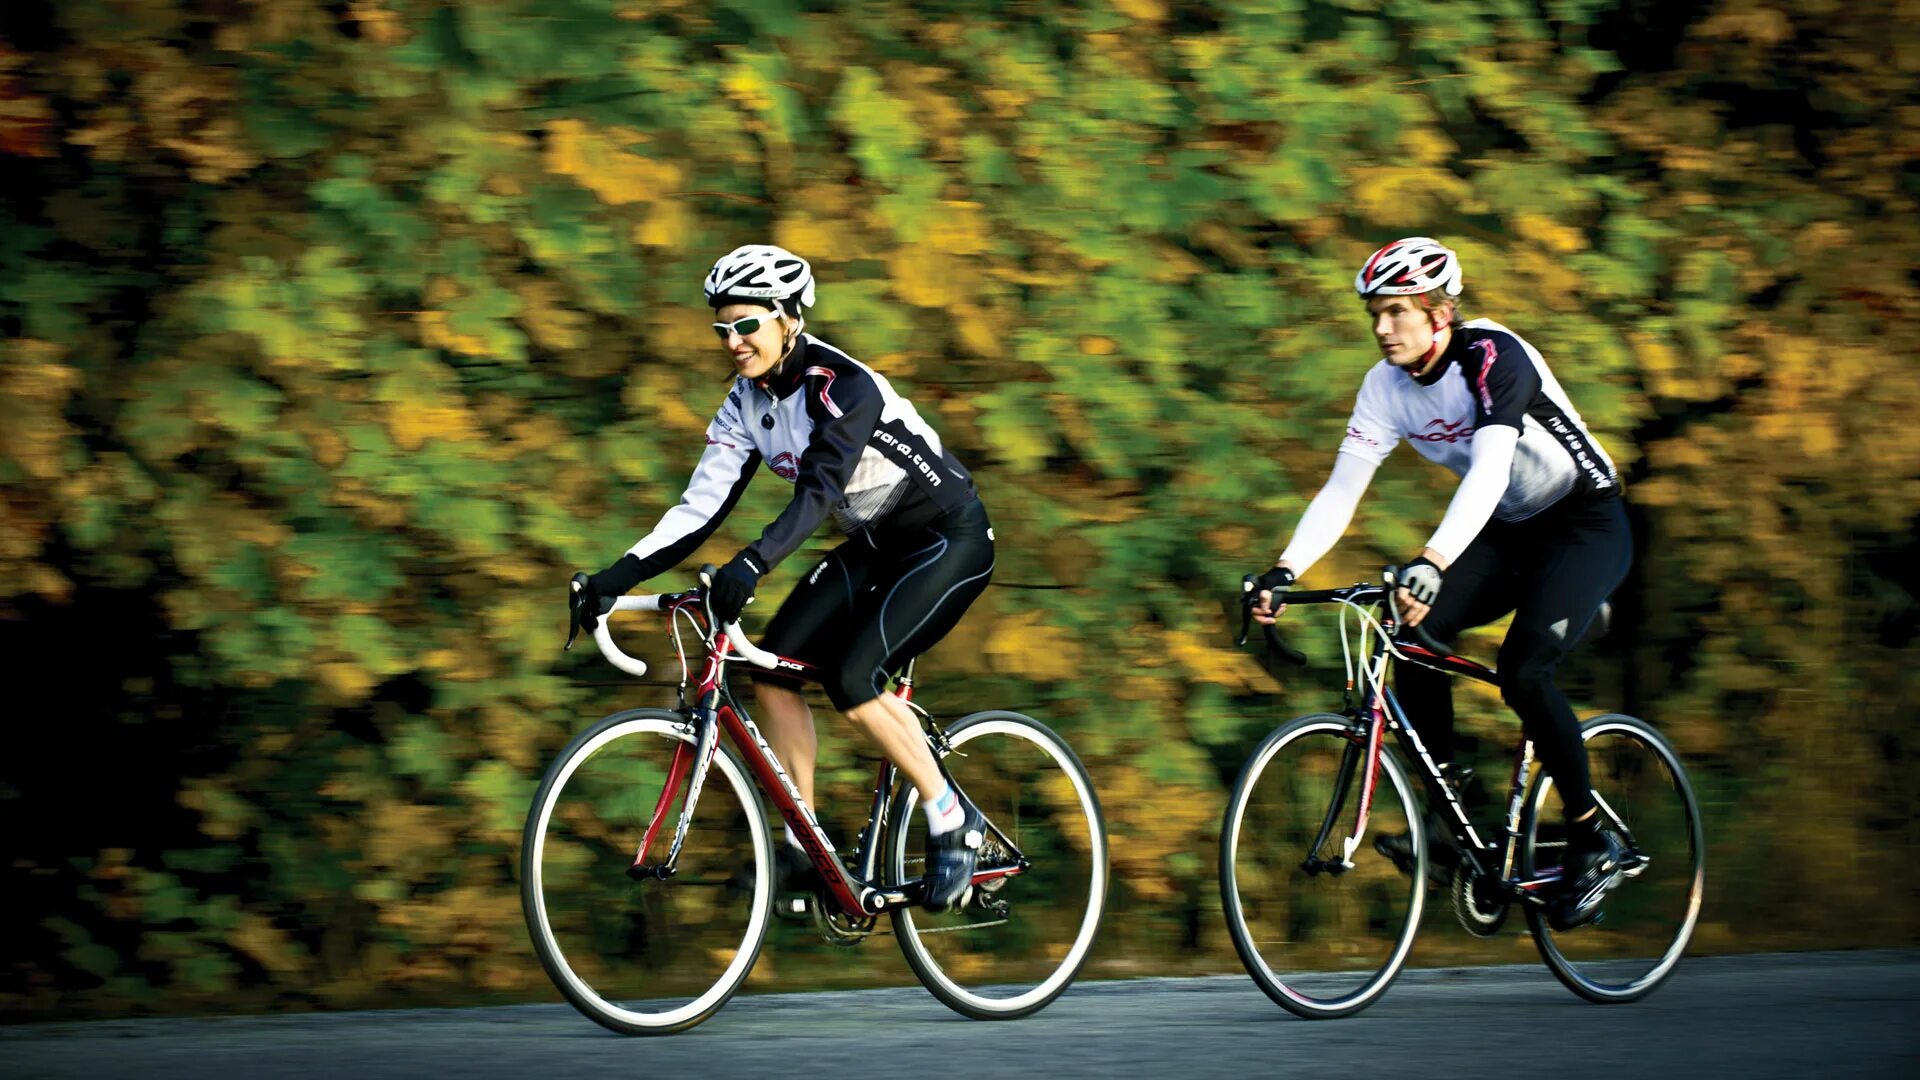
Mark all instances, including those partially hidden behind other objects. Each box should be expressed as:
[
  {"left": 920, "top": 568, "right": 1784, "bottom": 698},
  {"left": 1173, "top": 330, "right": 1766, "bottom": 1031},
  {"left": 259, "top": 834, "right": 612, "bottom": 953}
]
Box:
[{"left": 2, "top": 0, "right": 1915, "bottom": 1019}]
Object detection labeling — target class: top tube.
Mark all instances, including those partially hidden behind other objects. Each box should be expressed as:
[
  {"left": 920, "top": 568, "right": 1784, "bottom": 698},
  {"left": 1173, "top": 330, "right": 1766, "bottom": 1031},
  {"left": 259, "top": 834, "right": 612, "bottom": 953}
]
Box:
[{"left": 1269, "top": 576, "right": 1499, "bottom": 683}]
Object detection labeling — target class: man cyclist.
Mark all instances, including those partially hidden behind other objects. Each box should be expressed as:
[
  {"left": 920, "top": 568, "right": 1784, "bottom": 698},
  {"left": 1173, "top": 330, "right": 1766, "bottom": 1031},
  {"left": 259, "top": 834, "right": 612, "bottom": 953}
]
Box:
[
  {"left": 574, "top": 244, "right": 995, "bottom": 911},
  {"left": 1248, "top": 237, "right": 1631, "bottom": 930}
]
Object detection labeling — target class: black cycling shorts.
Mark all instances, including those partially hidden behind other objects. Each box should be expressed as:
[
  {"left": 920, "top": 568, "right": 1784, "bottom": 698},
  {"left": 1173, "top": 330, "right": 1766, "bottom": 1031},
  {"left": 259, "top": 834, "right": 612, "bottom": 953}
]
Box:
[{"left": 754, "top": 497, "right": 994, "bottom": 710}]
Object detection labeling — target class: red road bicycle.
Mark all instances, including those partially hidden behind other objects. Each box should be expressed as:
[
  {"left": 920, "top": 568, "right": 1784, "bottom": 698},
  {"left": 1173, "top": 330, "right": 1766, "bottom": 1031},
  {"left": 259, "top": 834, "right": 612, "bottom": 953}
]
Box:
[
  {"left": 521, "top": 567, "right": 1108, "bottom": 1034},
  {"left": 1219, "top": 569, "right": 1704, "bottom": 1017}
]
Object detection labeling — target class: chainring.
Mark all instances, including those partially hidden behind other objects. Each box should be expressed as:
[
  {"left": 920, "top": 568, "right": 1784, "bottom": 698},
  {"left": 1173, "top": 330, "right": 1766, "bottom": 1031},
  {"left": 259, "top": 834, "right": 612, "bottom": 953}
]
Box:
[
  {"left": 1451, "top": 865, "right": 1511, "bottom": 937},
  {"left": 812, "top": 901, "right": 877, "bottom": 947}
]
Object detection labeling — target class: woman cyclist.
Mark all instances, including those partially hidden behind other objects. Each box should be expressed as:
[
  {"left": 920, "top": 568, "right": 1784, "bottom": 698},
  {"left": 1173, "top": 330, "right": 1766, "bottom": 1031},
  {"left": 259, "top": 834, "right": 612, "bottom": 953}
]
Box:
[
  {"left": 574, "top": 244, "right": 995, "bottom": 911},
  {"left": 1248, "top": 237, "right": 1631, "bottom": 930}
]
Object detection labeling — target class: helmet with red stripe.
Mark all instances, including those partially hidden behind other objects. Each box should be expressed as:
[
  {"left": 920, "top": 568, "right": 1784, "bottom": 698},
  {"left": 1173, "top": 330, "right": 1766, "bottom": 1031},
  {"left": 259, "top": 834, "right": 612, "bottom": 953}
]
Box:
[{"left": 1354, "top": 237, "right": 1463, "bottom": 298}]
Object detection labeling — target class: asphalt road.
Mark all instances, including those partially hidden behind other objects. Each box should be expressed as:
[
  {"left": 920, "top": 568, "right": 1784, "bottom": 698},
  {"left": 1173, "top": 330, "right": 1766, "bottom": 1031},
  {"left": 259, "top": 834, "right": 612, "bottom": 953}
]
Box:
[{"left": 3, "top": 950, "right": 1914, "bottom": 1079}]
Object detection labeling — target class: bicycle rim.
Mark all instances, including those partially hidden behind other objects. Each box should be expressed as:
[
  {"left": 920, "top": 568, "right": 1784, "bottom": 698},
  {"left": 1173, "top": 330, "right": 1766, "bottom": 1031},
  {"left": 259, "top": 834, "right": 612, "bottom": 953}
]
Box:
[
  {"left": 889, "top": 711, "right": 1108, "bottom": 1020},
  {"left": 521, "top": 709, "right": 772, "bottom": 1035},
  {"left": 1220, "top": 714, "right": 1425, "bottom": 1019},
  {"left": 1522, "top": 714, "right": 1705, "bottom": 1003}
]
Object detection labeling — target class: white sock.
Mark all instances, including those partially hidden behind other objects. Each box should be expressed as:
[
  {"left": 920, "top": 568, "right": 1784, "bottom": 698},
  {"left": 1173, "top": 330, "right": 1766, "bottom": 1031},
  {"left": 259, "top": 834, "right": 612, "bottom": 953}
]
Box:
[
  {"left": 923, "top": 784, "right": 965, "bottom": 836},
  {"left": 784, "top": 825, "right": 807, "bottom": 851}
]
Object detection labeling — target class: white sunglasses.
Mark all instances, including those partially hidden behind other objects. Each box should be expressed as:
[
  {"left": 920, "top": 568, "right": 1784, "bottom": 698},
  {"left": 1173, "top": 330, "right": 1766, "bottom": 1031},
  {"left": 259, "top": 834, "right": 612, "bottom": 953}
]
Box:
[{"left": 711, "top": 310, "right": 783, "bottom": 340}]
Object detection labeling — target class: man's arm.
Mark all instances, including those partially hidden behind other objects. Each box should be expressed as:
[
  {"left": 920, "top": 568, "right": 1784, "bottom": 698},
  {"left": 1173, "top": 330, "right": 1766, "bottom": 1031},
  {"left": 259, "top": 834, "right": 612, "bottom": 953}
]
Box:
[
  {"left": 1276, "top": 451, "right": 1379, "bottom": 577},
  {"left": 1422, "top": 424, "right": 1519, "bottom": 568}
]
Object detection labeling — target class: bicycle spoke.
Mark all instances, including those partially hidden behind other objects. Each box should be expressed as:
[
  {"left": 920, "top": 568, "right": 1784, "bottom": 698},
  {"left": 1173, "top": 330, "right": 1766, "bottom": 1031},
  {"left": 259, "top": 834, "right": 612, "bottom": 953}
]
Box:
[
  {"left": 890, "top": 712, "right": 1107, "bottom": 1020},
  {"left": 523, "top": 711, "right": 771, "bottom": 1035},
  {"left": 1523, "top": 715, "right": 1704, "bottom": 1003},
  {"left": 1221, "top": 714, "right": 1425, "bottom": 1019}
]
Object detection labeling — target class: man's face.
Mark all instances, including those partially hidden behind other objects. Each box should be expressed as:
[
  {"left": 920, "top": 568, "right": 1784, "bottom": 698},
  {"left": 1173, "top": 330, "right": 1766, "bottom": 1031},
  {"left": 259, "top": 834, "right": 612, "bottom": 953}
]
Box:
[{"left": 1366, "top": 294, "right": 1446, "bottom": 371}]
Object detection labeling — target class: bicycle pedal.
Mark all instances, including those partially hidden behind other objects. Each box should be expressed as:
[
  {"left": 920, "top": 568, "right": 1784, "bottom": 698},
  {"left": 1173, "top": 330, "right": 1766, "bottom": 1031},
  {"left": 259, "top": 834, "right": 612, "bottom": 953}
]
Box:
[{"left": 773, "top": 893, "right": 815, "bottom": 922}]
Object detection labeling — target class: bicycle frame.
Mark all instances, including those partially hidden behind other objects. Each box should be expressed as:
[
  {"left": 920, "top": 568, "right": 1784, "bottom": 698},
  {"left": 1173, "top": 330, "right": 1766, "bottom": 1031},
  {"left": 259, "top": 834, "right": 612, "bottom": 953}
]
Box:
[
  {"left": 621, "top": 591, "right": 1030, "bottom": 919},
  {"left": 1277, "top": 580, "right": 1638, "bottom": 906}
]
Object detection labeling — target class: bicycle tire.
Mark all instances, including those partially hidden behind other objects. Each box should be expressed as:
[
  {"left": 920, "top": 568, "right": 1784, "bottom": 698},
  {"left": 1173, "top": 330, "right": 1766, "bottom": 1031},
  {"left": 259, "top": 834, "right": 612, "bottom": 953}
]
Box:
[
  {"left": 1220, "top": 713, "right": 1426, "bottom": 1019},
  {"left": 521, "top": 708, "right": 773, "bottom": 1035},
  {"left": 887, "top": 711, "right": 1108, "bottom": 1020},
  {"left": 1520, "top": 713, "right": 1705, "bottom": 1004}
]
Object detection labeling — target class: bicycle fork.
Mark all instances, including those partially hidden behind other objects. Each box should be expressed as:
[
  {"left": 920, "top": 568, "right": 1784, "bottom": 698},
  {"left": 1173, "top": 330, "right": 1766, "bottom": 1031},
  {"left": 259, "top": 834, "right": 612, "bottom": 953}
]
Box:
[
  {"left": 1301, "top": 705, "right": 1385, "bottom": 875},
  {"left": 629, "top": 710, "right": 722, "bottom": 881}
]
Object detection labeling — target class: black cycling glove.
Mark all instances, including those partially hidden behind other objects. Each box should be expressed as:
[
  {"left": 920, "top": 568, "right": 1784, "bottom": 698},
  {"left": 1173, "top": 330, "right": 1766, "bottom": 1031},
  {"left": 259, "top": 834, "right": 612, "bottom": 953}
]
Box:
[
  {"left": 575, "top": 554, "right": 644, "bottom": 632},
  {"left": 1250, "top": 565, "right": 1295, "bottom": 605},
  {"left": 708, "top": 553, "right": 763, "bottom": 627},
  {"left": 1399, "top": 556, "right": 1442, "bottom": 606}
]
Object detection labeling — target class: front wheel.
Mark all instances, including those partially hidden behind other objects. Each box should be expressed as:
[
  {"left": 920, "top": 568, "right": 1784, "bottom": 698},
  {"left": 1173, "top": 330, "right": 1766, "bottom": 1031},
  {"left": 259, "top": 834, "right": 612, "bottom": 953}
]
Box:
[
  {"left": 521, "top": 709, "right": 773, "bottom": 1035},
  {"left": 1520, "top": 713, "right": 1705, "bottom": 1004},
  {"left": 1220, "top": 713, "right": 1426, "bottom": 1019},
  {"left": 888, "top": 711, "right": 1108, "bottom": 1020}
]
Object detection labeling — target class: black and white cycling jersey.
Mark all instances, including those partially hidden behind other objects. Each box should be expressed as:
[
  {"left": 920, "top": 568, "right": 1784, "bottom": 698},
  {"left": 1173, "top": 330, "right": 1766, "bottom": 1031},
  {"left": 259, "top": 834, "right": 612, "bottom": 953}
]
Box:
[
  {"left": 624, "top": 334, "right": 975, "bottom": 580},
  {"left": 1281, "top": 318, "right": 1619, "bottom": 572},
  {"left": 1339, "top": 318, "right": 1618, "bottom": 517}
]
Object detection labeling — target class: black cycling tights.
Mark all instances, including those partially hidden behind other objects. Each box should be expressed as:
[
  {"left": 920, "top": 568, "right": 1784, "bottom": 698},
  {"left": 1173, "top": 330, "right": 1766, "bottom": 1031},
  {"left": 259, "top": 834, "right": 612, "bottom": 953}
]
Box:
[
  {"left": 754, "top": 498, "right": 994, "bottom": 711},
  {"left": 1394, "top": 495, "right": 1631, "bottom": 822}
]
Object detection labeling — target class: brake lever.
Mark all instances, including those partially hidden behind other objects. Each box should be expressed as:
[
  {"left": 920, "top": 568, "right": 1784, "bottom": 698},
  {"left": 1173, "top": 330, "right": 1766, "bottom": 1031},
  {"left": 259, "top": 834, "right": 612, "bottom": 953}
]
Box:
[
  {"left": 566, "top": 574, "right": 588, "bottom": 651},
  {"left": 1239, "top": 574, "right": 1308, "bottom": 665}
]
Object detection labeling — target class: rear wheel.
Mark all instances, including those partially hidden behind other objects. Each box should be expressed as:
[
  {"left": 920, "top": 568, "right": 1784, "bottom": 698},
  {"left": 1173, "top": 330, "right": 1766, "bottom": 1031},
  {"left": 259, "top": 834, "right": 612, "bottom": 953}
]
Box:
[
  {"left": 888, "top": 711, "right": 1107, "bottom": 1020},
  {"left": 1521, "top": 713, "right": 1704, "bottom": 1003},
  {"left": 522, "top": 709, "right": 772, "bottom": 1035},
  {"left": 1220, "top": 713, "right": 1425, "bottom": 1019}
]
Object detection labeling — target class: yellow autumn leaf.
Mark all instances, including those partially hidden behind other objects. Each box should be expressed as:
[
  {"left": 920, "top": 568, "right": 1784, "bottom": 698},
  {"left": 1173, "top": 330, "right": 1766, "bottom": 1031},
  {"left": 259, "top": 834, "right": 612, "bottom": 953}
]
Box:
[
  {"left": 984, "top": 608, "right": 1083, "bottom": 681},
  {"left": 315, "top": 659, "right": 378, "bottom": 703},
  {"left": 1399, "top": 126, "right": 1455, "bottom": 168},
  {"left": 231, "top": 913, "right": 309, "bottom": 975},
  {"left": 887, "top": 246, "right": 957, "bottom": 308},
  {"left": 723, "top": 61, "right": 776, "bottom": 113},
  {"left": 924, "top": 201, "right": 992, "bottom": 256},
  {"left": 1109, "top": 0, "right": 1168, "bottom": 23},
  {"left": 1163, "top": 626, "right": 1280, "bottom": 694},
  {"left": 626, "top": 363, "right": 710, "bottom": 435},
  {"left": 513, "top": 279, "right": 591, "bottom": 351},
  {"left": 386, "top": 397, "right": 481, "bottom": 451},
  {"left": 544, "top": 118, "right": 682, "bottom": 206},
  {"left": 1513, "top": 211, "right": 1586, "bottom": 255},
  {"left": 950, "top": 302, "right": 1005, "bottom": 360},
  {"left": 633, "top": 199, "right": 694, "bottom": 249},
  {"left": 415, "top": 309, "right": 490, "bottom": 358}
]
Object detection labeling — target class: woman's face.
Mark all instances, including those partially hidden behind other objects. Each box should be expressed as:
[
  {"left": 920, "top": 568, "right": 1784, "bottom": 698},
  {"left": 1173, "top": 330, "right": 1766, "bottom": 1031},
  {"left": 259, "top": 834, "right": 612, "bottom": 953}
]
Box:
[{"left": 713, "top": 302, "right": 790, "bottom": 380}]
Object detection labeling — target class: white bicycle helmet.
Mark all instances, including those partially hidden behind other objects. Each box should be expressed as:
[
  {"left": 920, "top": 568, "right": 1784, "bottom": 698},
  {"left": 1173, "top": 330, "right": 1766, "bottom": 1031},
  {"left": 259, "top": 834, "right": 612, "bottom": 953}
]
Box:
[
  {"left": 703, "top": 244, "right": 816, "bottom": 315},
  {"left": 1354, "top": 237, "right": 1463, "bottom": 298}
]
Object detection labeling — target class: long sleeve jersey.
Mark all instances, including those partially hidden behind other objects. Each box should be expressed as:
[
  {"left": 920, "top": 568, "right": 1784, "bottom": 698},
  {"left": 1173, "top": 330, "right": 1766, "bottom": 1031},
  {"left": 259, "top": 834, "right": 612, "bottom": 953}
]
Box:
[
  {"left": 623, "top": 334, "right": 975, "bottom": 580},
  {"left": 1281, "top": 317, "right": 1619, "bottom": 572}
]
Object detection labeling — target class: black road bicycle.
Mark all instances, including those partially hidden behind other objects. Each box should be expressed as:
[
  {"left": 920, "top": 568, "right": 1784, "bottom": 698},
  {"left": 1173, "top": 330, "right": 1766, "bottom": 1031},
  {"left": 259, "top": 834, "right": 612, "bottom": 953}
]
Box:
[
  {"left": 1219, "top": 569, "right": 1704, "bottom": 1018},
  {"left": 522, "top": 568, "right": 1108, "bottom": 1034}
]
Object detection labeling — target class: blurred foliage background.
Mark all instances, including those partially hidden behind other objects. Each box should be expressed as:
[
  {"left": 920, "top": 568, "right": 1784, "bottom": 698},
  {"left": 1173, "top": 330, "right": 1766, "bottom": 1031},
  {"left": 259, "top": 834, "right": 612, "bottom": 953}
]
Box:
[{"left": 2, "top": 0, "right": 1915, "bottom": 1018}]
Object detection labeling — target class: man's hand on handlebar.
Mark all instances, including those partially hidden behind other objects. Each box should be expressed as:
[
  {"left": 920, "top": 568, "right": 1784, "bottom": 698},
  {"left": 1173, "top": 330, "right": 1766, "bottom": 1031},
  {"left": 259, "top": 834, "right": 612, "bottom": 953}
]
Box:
[
  {"left": 1246, "top": 564, "right": 1295, "bottom": 626},
  {"left": 1393, "top": 551, "right": 1447, "bottom": 629}
]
